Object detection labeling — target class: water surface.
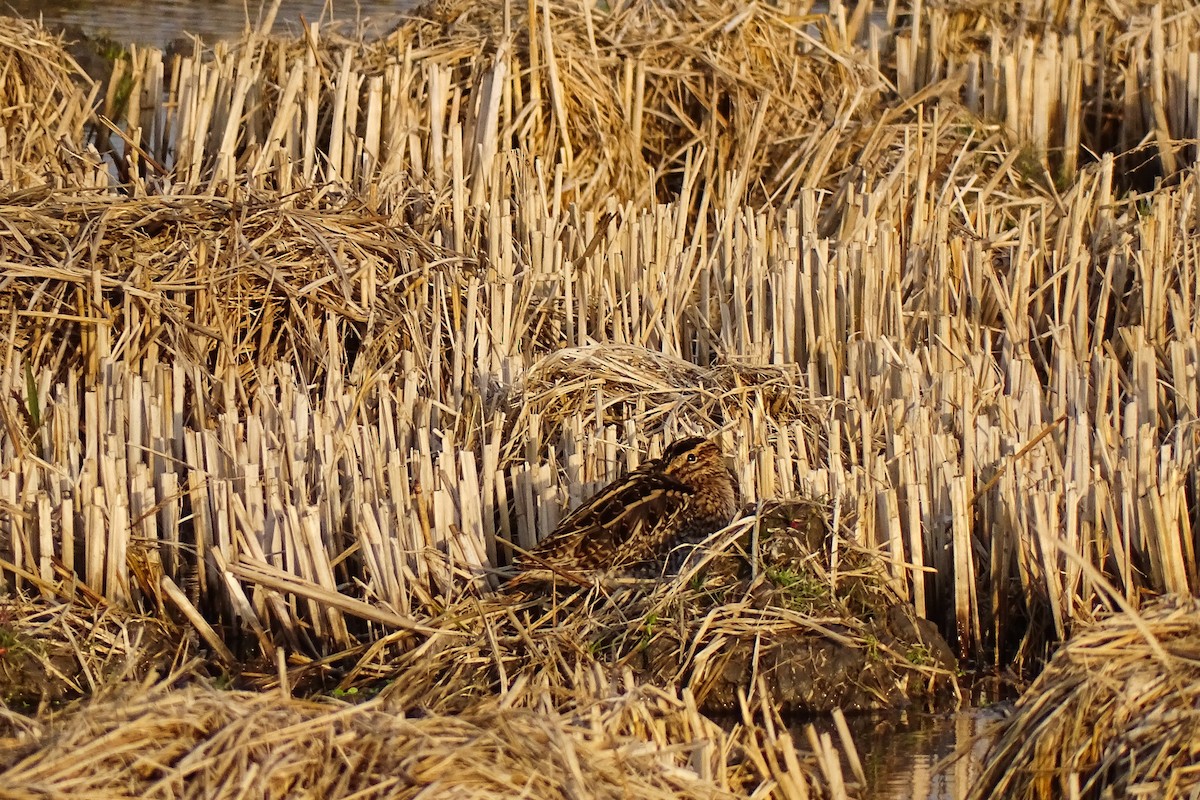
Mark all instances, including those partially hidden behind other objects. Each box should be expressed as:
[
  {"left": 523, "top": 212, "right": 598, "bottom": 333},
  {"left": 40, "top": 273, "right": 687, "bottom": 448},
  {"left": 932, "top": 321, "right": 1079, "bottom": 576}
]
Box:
[
  {"left": 857, "top": 707, "right": 1005, "bottom": 799},
  {"left": 5, "top": 0, "right": 418, "bottom": 48}
]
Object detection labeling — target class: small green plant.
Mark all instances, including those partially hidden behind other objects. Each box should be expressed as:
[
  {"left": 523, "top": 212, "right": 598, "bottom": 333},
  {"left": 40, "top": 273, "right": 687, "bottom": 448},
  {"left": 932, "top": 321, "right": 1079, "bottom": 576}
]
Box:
[
  {"left": 331, "top": 685, "right": 380, "bottom": 702},
  {"left": 767, "top": 566, "right": 802, "bottom": 588},
  {"left": 90, "top": 33, "right": 126, "bottom": 64},
  {"left": 0, "top": 626, "right": 23, "bottom": 657},
  {"left": 94, "top": 39, "right": 136, "bottom": 119},
  {"left": 906, "top": 643, "right": 932, "bottom": 666},
  {"left": 1053, "top": 163, "right": 1076, "bottom": 194},
  {"left": 637, "top": 613, "right": 659, "bottom": 652},
  {"left": 863, "top": 634, "right": 882, "bottom": 663},
  {"left": 1013, "top": 145, "right": 1045, "bottom": 185},
  {"left": 23, "top": 364, "right": 40, "bottom": 433},
  {"left": 17, "top": 364, "right": 45, "bottom": 458},
  {"left": 766, "top": 567, "right": 828, "bottom": 612},
  {"left": 588, "top": 634, "right": 619, "bottom": 657}
]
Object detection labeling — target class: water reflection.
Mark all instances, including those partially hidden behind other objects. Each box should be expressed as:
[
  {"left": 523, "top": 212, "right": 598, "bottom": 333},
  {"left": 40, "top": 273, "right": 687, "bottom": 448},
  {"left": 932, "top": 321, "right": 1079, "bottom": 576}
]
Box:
[
  {"left": 856, "top": 706, "right": 1007, "bottom": 800},
  {"left": 4, "top": 0, "right": 419, "bottom": 48}
]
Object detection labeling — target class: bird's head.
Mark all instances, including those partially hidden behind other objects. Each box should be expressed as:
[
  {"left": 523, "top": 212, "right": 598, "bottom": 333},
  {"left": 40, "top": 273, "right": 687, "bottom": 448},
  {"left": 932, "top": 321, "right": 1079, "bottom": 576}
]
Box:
[{"left": 661, "top": 436, "right": 729, "bottom": 487}]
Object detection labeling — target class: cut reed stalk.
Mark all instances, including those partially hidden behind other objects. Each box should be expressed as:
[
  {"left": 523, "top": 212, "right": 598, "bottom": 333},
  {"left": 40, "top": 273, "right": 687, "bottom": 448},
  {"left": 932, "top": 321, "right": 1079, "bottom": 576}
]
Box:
[{"left": 3, "top": 0, "right": 1200, "bottom": 673}]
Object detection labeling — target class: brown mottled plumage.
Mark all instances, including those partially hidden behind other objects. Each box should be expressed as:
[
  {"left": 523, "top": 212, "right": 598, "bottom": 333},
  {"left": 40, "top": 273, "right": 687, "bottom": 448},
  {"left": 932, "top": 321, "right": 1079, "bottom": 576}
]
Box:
[{"left": 514, "top": 436, "right": 740, "bottom": 580}]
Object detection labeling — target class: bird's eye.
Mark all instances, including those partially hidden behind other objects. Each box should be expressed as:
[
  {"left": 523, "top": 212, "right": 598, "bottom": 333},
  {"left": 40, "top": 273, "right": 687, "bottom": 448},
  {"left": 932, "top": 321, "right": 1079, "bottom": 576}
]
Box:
[{"left": 687, "top": 453, "right": 697, "bottom": 463}]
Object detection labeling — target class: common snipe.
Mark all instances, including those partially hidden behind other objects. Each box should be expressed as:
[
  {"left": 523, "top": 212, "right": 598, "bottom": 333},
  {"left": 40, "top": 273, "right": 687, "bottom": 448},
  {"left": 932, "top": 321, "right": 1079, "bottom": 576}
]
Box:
[{"left": 514, "top": 435, "right": 740, "bottom": 580}]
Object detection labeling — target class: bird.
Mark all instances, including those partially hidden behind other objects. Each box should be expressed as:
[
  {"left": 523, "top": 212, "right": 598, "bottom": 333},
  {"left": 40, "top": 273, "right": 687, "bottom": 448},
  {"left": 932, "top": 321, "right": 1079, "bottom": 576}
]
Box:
[{"left": 512, "top": 435, "right": 741, "bottom": 582}]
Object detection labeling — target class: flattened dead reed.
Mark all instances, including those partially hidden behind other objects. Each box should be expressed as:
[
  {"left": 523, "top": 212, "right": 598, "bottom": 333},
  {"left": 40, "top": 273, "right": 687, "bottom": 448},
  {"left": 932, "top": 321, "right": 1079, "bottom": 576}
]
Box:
[
  {"left": 0, "top": 192, "right": 466, "bottom": 387},
  {"left": 0, "top": 594, "right": 187, "bottom": 713},
  {"left": 967, "top": 596, "right": 1200, "bottom": 800},
  {"left": 346, "top": 509, "right": 956, "bottom": 717},
  {"left": 0, "top": 679, "right": 857, "bottom": 799},
  {"left": 0, "top": 17, "right": 103, "bottom": 189}
]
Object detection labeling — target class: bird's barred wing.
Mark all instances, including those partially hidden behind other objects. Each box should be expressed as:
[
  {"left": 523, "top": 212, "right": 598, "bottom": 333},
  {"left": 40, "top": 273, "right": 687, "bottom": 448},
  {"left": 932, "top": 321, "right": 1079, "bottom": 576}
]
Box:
[
  {"left": 522, "top": 468, "right": 694, "bottom": 570},
  {"left": 613, "top": 501, "right": 695, "bottom": 570}
]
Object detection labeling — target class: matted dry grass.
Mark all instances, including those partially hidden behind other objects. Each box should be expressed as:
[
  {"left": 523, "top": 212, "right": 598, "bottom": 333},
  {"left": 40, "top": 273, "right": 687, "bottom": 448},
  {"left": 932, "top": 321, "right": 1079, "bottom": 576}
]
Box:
[
  {"left": 335, "top": 506, "right": 957, "bottom": 717},
  {"left": 0, "top": 191, "right": 464, "bottom": 389},
  {"left": 966, "top": 595, "right": 1200, "bottom": 800},
  {"left": 90, "top": 0, "right": 886, "bottom": 206},
  {"left": 0, "top": 594, "right": 187, "bottom": 713},
  {"left": 0, "top": 678, "right": 859, "bottom": 799},
  {"left": 366, "top": 0, "right": 880, "bottom": 207},
  {"left": 0, "top": 17, "right": 102, "bottom": 189}
]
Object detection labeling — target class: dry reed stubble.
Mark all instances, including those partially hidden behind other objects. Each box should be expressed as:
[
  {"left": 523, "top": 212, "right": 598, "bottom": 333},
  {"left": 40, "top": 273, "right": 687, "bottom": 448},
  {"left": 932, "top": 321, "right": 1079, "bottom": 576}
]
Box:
[{"left": 2, "top": 0, "right": 1200, "bottom": 683}]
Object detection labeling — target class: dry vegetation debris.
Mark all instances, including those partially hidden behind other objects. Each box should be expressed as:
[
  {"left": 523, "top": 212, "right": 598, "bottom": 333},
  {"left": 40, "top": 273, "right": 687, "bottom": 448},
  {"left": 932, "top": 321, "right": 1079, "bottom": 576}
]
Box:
[
  {"left": 968, "top": 596, "right": 1200, "bottom": 800},
  {"left": 0, "top": 597, "right": 185, "bottom": 713},
  {"left": 0, "top": 192, "right": 474, "bottom": 391},
  {"left": 364, "top": 0, "right": 881, "bottom": 207},
  {"left": 0, "top": 18, "right": 101, "bottom": 189},
  {"left": 0, "top": 679, "right": 847, "bottom": 799},
  {"left": 2, "top": 1, "right": 1200, "bottom": 794},
  {"left": 514, "top": 345, "right": 817, "bottom": 445},
  {"left": 345, "top": 505, "right": 957, "bottom": 718},
  {"left": 0, "top": 0, "right": 1197, "bottom": 679}
]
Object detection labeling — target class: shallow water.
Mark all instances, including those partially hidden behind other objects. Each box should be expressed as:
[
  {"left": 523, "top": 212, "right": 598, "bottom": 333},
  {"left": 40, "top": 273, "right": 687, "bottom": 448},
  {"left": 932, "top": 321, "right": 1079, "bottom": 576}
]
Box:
[
  {"left": 5, "top": 0, "right": 419, "bottom": 48},
  {"left": 854, "top": 706, "right": 1006, "bottom": 799}
]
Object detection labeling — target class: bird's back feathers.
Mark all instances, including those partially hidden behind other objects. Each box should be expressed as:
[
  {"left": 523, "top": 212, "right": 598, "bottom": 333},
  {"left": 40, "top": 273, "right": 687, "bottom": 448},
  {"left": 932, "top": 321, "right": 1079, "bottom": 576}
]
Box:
[{"left": 512, "top": 436, "right": 738, "bottom": 581}]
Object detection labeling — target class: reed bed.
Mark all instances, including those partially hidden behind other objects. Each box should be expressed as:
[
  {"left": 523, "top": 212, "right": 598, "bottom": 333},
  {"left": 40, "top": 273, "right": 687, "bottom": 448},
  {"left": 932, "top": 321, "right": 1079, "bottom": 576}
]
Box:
[
  {"left": 4, "top": 155, "right": 1198, "bottom": 671},
  {"left": 86, "top": 0, "right": 1200, "bottom": 204},
  {"left": 897, "top": 0, "right": 1200, "bottom": 179},
  {"left": 98, "top": 0, "right": 883, "bottom": 205},
  {"left": 0, "top": 677, "right": 860, "bottom": 799},
  {"left": 967, "top": 595, "right": 1200, "bottom": 800},
  {"left": 1, "top": 0, "right": 1200, "bottom": 678}
]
